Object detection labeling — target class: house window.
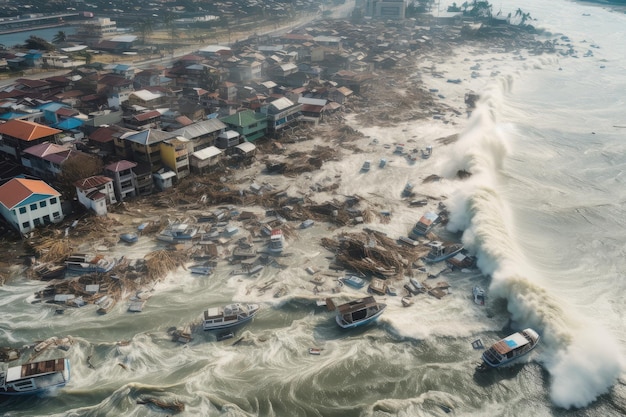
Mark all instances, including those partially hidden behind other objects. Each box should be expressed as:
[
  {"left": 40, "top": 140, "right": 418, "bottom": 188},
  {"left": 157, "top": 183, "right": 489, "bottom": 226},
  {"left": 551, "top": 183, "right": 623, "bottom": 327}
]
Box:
[
  {"left": 50, "top": 197, "right": 57, "bottom": 204},
  {"left": 40, "top": 201, "right": 47, "bottom": 208},
  {"left": 43, "top": 215, "right": 51, "bottom": 224},
  {"left": 34, "top": 218, "right": 41, "bottom": 226},
  {"left": 53, "top": 212, "right": 60, "bottom": 219},
  {"left": 22, "top": 221, "right": 30, "bottom": 229},
  {"left": 30, "top": 204, "right": 37, "bottom": 211},
  {"left": 19, "top": 207, "right": 26, "bottom": 214}
]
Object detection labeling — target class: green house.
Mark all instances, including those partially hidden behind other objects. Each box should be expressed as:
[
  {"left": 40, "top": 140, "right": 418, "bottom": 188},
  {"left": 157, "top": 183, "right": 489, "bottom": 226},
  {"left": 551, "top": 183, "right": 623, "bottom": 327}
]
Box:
[{"left": 220, "top": 110, "right": 268, "bottom": 142}]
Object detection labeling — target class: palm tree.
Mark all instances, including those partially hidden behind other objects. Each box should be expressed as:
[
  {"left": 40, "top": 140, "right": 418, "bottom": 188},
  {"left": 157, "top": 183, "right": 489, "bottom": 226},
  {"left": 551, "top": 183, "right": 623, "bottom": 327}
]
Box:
[{"left": 52, "top": 31, "right": 66, "bottom": 44}]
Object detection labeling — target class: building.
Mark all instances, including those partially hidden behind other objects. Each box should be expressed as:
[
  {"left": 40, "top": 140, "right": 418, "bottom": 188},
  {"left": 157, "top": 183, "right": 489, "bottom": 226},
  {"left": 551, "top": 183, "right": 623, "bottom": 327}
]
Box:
[
  {"left": 74, "top": 175, "right": 117, "bottom": 216},
  {"left": 160, "top": 137, "right": 190, "bottom": 180},
  {"left": 0, "top": 177, "right": 64, "bottom": 234},
  {"left": 220, "top": 109, "right": 268, "bottom": 142},
  {"left": 173, "top": 119, "right": 226, "bottom": 152},
  {"left": 114, "top": 129, "right": 177, "bottom": 173},
  {"left": 0, "top": 119, "right": 63, "bottom": 161},
  {"left": 190, "top": 146, "right": 222, "bottom": 174},
  {"left": 259, "top": 97, "right": 302, "bottom": 136},
  {"left": 103, "top": 160, "right": 138, "bottom": 202}
]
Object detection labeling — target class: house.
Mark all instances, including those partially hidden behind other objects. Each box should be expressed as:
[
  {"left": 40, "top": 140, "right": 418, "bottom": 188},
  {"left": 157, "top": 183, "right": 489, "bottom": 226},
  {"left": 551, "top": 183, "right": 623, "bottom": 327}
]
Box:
[
  {"left": 103, "top": 160, "right": 138, "bottom": 201},
  {"left": 232, "top": 141, "right": 257, "bottom": 162},
  {"left": 0, "top": 177, "right": 64, "bottom": 234},
  {"left": 123, "top": 110, "right": 162, "bottom": 130},
  {"left": 328, "top": 86, "right": 353, "bottom": 105},
  {"left": 172, "top": 118, "right": 226, "bottom": 152},
  {"left": 153, "top": 170, "right": 176, "bottom": 191},
  {"left": 21, "top": 142, "right": 86, "bottom": 181},
  {"left": 160, "top": 137, "right": 190, "bottom": 179},
  {"left": 87, "top": 124, "right": 134, "bottom": 156},
  {"left": 127, "top": 89, "right": 167, "bottom": 109},
  {"left": 215, "top": 130, "right": 241, "bottom": 151},
  {"left": 220, "top": 109, "right": 268, "bottom": 142},
  {"left": 259, "top": 97, "right": 302, "bottom": 136},
  {"left": 298, "top": 97, "right": 327, "bottom": 124},
  {"left": 97, "top": 74, "right": 134, "bottom": 108},
  {"left": 190, "top": 146, "right": 222, "bottom": 174},
  {"left": 116, "top": 129, "right": 177, "bottom": 173},
  {"left": 74, "top": 175, "right": 117, "bottom": 216},
  {"left": 0, "top": 119, "right": 63, "bottom": 160}
]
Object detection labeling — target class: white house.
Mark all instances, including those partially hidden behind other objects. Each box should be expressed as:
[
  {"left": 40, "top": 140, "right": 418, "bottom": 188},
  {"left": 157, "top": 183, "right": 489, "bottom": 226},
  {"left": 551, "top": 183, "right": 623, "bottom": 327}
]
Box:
[
  {"left": 0, "top": 178, "right": 64, "bottom": 234},
  {"left": 74, "top": 175, "right": 117, "bottom": 216}
]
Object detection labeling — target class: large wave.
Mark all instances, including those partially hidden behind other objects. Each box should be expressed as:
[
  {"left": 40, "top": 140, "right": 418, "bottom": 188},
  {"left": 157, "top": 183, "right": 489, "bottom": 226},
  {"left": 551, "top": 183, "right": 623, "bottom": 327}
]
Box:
[{"left": 441, "top": 74, "right": 624, "bottom": 409}]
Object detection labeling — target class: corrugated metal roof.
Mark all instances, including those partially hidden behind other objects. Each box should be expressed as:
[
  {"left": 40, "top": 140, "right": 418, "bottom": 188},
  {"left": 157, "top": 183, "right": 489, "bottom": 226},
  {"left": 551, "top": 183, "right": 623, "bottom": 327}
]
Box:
[{"left": 173, "top": 119, "right": 226, "bottom": 139}]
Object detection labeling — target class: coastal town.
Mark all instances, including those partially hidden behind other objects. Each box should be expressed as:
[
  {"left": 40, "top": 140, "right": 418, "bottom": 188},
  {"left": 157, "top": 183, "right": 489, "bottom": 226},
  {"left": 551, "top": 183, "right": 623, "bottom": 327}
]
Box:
[{"left": 0, "top": 0, "right": 563, "bottom": 406}]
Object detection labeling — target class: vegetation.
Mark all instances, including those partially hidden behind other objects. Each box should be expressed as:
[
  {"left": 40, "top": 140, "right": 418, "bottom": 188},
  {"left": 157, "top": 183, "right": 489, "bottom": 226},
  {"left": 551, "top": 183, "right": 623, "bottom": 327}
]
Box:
[
  {"left": 21, "top": 35, "right": 55, "bottom": 51},
  {"left": 56, "top": 154, "right": 103, "bottom": 200}
]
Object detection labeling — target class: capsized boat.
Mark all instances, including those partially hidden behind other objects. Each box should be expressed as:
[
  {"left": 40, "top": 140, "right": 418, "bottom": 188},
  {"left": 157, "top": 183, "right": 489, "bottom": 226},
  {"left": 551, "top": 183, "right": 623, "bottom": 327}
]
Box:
[
  {"left": 0, "top": 358, "right": 70, "bottom": 395},
  {"left": 157, "top": 223, "right": 198, "bottom": 243},
  {"left": 202, "top": 303, "right": 260, "bottom": 331},
  {"left": 476, "top": 328, "right": 540, "bottom": 371},
  {"left": 335, "top": 296, "right": 386, "bottom": 329}
]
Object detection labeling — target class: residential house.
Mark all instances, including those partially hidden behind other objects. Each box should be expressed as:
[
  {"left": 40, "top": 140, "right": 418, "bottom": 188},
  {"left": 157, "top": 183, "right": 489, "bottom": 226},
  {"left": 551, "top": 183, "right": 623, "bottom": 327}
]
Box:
[
  {"left": 215, "top": 130, "right": 241, "bottom": 152},
  {"left": 21, "top": 142, "right": 72, "bottom": 180},
  {"left": 232, "top": 141, "right": 257, "bottom": 162},
  {"left": 160, "top": 137, "right": 190, "bottom": 180},
  {"left": 127, "top": 89, "right": 168, "bottom": 109},
  {"left": 0, "top": 177, "right": 64, "bottom": 234},
  {"left": 190, "top": 146, "right": 222, "bottom": 174},
  {"left": 172, "top": 118, "right": 226, "bottom": 152},
  {"left": 87, "top": 124, "right": 134, "bottom": 156},
  {"left": 220, "top": 109, "right": 267, "bottom": 142},
  {"left": 103, "top": 160, "right": 138, "bottom": 201},
  {"left": 153, "top": 170, "right": 176, "bottom": 191},
  {"left": 97, "top": 74, "right": 135, "bottom": 109},
  {"left": 123, "top": 110, "right": 162, "bottom": 130},
  {"left": 328, "top": 86, "right": 353, "bottom": 105},
  {"left": 95, "top": 35, "right": 137, "bottom": 54},
  {"left": 74, "top": 175, "right": 117, "bottom": 216},
  {"left": 0, "top": 119, "right": 63, "bottom": 160},
  {"left": 259, "top": 97, "right": 302, "bottom": 136},
  {"left": 298, "top": 97, "right": 327, "bottom": 124},
  {"left": 117, "top": 129, "right": 177, "bottom": 173}
]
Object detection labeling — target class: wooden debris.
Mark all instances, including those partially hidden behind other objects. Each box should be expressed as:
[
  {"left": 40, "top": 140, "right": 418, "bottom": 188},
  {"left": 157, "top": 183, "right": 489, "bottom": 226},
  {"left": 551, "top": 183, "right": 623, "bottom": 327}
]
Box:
[{"left": 137, "top": 397, "right": 185, "bottom": 413}]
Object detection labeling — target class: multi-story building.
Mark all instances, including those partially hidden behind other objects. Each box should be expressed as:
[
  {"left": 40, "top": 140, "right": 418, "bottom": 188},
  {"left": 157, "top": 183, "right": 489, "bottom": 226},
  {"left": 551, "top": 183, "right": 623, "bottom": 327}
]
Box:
[{"left": 0, "top": 178, "right": 64, "bottom": 234}]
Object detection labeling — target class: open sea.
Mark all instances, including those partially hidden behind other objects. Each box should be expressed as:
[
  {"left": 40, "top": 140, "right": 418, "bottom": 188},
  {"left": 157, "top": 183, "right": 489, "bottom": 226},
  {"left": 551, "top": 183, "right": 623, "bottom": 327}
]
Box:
[{"left": 1, "top": 0, "right": 626, "bottom": 416}]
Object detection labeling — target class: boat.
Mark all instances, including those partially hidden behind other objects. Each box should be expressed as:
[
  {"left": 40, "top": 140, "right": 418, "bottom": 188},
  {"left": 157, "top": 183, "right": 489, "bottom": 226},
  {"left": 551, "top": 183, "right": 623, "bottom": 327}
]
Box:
[
  {"left": 422, "top": 241, "right": 464, "bottom": 264},
  {"left": 308, "top": 348, "right": 322, "bottom": 355},
  {"left": 300, "top": 219, "right": 315, "bottom": 229},
  {"left": 0, "top": 358, "right": 70, "bottom": 395},
  {"left": 189, "top": 262, "right": 213, "bottom": 275},
  {"left": 421, "top": 145, "right": 433, "bottom": 159},
  {"left": 202, "top": 303, "right": 260, "bottom": 331},
  {"left": 408, "top": 212, "right": 439, "bottom": 238},
  {"left": 401, "top": 296, "right": 414, "bottom": 307},
  {"left": 409, "top": 278, "right": 425, "bottom": 293},
  {"left": 157, "top": 223, "right": 198, "bottom": 243},
  {"left": 32, "top": 263, "right": 66, "bottom": 281},
  {"left": 120, "top": 232, "right": 138, "bottom": 244},
  {"left": 335, "top": 296, "right": 387, "bottom": 329},
  {"left": 96, "top": 297, "right": 116, "bottom": 314},
  {"left": 368, "top": 278, "right": 388, "bottom": 296},
  {"left": 65, "top": 253, "right": 116, "bottom": 274},
  {"left": 379, "top": 158, "right": 387, "bottom": 168},
  {"left": 473, "top": 286, "right": 486, "bottom": 305},
  {"left": 340, "top": 274, "right": 366, "bottom": 289},
  {"left": 476, "top": 328, "right": 540, "bottom": 371},
  {"left": 401, "top": 182, "right": 414, "bottom": 197},
  {"left": 361, "top": 160, "right": 371, "bottom": 172},
  {"left": 268, "top": 229, "right": 284, "bottom": 254}
]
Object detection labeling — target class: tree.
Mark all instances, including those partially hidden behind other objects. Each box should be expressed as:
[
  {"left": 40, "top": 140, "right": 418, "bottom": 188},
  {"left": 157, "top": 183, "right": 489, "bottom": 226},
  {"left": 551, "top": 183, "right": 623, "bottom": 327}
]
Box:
[
  {"left": 52, "top": 31, "right": 66, "bottom": 44},
  {"left": 56, "top": 154, "right": 104, "bottom": 200},
  {"left": 77, "top": 50, "right": 93, "bottom": 64},
  {"left": 23, "top": 36, "right": 54, "bottom": 51}
]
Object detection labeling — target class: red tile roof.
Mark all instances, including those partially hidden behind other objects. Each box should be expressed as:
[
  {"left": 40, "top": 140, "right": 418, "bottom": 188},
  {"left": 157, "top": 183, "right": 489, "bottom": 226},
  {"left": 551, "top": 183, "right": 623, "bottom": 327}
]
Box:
[
  {"left": 0, "top": 178, "right": 60, "bottom": 209},
  {"left": 0, "top": 119, "right": 62, "bottom": 141},
  {"left": 74, "top": 175, "right": 113, "bottom": 190}
]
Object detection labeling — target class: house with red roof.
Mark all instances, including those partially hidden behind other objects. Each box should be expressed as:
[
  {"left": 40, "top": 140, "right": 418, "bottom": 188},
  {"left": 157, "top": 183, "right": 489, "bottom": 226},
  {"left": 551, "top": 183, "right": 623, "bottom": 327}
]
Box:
[
  {"left": 0, "top": 119, "right": 63, "bottom": 161},
  {"left": 74, "top": 175, "right": 117, "bottom": 216},
  {"left": 0, "top": 177, "right": 64, "bottom": 234}
]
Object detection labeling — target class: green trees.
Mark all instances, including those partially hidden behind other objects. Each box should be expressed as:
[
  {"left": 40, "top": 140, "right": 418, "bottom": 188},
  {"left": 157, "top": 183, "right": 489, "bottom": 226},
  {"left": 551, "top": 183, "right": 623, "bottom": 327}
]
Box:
[
  {"left": 23, "top": 36, "right": 54, "bottom": 51},
  {"left": 52, "top": 31, "right": 67, "bottom": 44}
]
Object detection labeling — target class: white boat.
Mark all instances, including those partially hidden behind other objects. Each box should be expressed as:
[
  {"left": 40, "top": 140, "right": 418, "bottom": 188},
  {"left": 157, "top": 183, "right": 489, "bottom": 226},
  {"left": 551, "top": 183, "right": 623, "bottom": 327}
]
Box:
[
  {"left": 189, "top": 262, "right": 213, "bottom": 275},
  {"left": 268, "top": 229, "right": 284, "bottom": 254},
  {"left": 473, "top": 286, "right": 486, "bottom": 305},
  {"left": 335, "top": 296, "right": 386, "bottom": 329},
  {"left": 300, "top": 219, "right": 314, "bottom": 229},
  {"left": 157, "top": 223, "right": 198, "bottom": 243},
  {"left": 476, "top": 328, "right": 540, "bottom": 371},
  {"left": 422, "top": 241, "right": 464, "bottom": 264},
  {"left": 202, "top": 303, "right": 260, "bottom": 331},
  {"left": 0, "top": 358, "right": 70, "bottom": 395}
]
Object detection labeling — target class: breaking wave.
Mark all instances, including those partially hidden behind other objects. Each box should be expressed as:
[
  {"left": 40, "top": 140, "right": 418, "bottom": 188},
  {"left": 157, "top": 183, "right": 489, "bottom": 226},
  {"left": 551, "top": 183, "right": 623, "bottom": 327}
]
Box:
[{"left": 442, "top": 72, "right": 624, "bottom": 409}]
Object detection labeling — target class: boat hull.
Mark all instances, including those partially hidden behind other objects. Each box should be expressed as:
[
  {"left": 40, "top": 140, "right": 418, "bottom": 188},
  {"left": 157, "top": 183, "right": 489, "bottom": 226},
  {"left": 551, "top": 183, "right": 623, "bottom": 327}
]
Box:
[
  {"left": 202, "top": 314, "right": 255, "bottom": 331},
  {"left": 335, "top": 308, "right": 385, "bottom": 329}
]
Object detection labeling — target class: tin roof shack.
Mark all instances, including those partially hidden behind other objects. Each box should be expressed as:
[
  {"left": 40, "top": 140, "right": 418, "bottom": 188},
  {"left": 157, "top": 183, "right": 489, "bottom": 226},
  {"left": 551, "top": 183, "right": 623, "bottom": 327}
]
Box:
[
  {"left": 75, "top": 175, "right": 117, "bottom": 216},
  {"left": 190, "top": 146, "right": 222, "bottom": 174},
  {"left": 173, "top": 118, "right": 227, "bottom": 153},
  {"left": 153, "top": 170, "right": 176, "bottom": 191},
  {"left": 232, "top": 141, "right": 257, "bottom": 165}
]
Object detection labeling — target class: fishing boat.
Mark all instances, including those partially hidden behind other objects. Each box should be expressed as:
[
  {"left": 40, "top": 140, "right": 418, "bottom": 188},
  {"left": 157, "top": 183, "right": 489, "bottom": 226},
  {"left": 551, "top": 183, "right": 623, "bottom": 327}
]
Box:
[
  {"left": 473, "top": 286, "right": 486, "bottom": 305},
  {"left": 408, "top": 212, "right": 440, "bottom": 238},
  {"left": 340, "top": 274, "right": 366, "bottom": 289},
  {"left": 268, "top": 229, "right": 284, "bottom": 254},
  {"left": 422, "top": 241, "right": 464, "bottom": 264},
  {"left": 202, "top": 303, "right": 260, "bottom": 331},
  {"left": 476, "top": 328, "right": 540, "bottom": 372},
  {"left": 65, "top": 253, "right": 116, "bottom": 274},
  {"left": 361, "top": 160, "right": 371, "bottom": 172},
  {"left": 157, "top": 223, "right": 198, "bottom": 243},
  {"left": 308, "top": 347, "right": 322, "bottom": 355},
  {"left": 96, "top": 297, "right": 116, "bottom": 314},
  {"left": 300, "top": 219, "right": 315, "bottom": 229},
  {"left": 0, "top": 358, "right": 70, "bottom": 395},
  {"left": 335, "top": 296, "right": 387, "bottom": 329}
]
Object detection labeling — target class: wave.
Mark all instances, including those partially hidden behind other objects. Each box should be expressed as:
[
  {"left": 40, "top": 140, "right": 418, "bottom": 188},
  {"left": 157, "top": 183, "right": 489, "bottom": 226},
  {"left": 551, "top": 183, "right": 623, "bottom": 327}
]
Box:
[{"left": 442, "top": 71, "right": 624, "bottom": 409}]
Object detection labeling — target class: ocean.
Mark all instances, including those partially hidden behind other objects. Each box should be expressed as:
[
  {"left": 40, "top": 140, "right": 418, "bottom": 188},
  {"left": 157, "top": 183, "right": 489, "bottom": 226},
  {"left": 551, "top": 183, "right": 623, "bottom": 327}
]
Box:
[
  {"left": 1, "top": 0, "right": 626, "bottom": 416},
  {"left": 0, "top": 27, "right": 77, "bottom": 49}
]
